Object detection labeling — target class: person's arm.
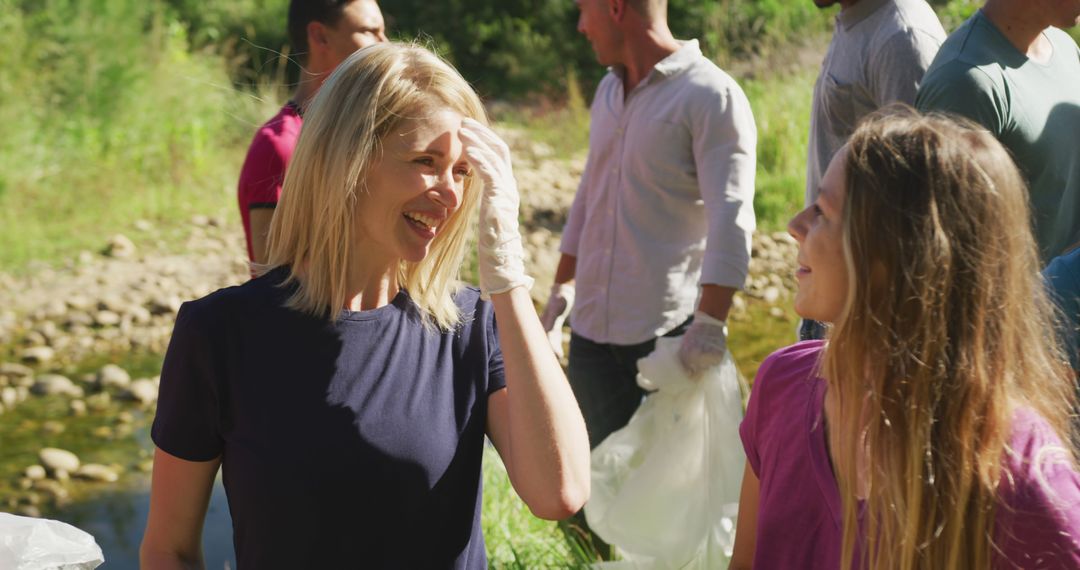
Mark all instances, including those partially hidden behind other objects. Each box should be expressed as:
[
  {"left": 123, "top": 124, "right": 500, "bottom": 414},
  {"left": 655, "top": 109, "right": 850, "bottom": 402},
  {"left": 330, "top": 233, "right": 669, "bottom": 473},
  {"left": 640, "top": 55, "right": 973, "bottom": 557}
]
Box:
[
  {"left": 486, "top": 287, "right": 590, "bottom": 519},
  {"left": 140, "top": 448, "right": 220, "bottom": 569},
  {"left": 729, "top": 463, "right": 760, "bottom": 570},
  {"left": 461, "top": 118, "right": 590, "bottom": 519},
  {"left": 679, "top": 76, "right": 757, "bottom": 376},
  {"left": 249, "top": 207, "right": 275, "bottom": 265}
]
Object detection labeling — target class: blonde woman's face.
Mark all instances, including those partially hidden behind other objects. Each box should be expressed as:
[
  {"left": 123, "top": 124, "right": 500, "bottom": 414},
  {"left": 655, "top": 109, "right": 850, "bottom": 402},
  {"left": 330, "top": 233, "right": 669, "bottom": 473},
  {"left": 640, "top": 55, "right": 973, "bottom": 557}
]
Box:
[
  {"left": 357, "top": 110, "right": 471, "bottom": 264},
  {"left": 788, "top": 147, "right": 850, "bottom": 323}
]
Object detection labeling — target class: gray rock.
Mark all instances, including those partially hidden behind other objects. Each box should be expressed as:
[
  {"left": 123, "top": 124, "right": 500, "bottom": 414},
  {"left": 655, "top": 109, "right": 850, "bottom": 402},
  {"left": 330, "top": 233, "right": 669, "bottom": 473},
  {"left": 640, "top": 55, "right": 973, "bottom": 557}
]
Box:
[
  {"left": 2, "top": 386, "right": 19, "bottom": 408},
  {"left": 97, "top": 364, "right": 131, "bottom": 389},
  {"left": 30, "top": 374, "right": 83, "bottom": 398},
  {"left": 125, "top": 379, "right": 158, "bottom": 406},
  {"left": 38, "top": 448, "right": 80, "bottom": 474},
  {"left": 104, "top": 234, "right": 136, "bottom": 258},
  {"left": 20, "top": 346, "right": 55, "bottom": 364},
  {"left": 74, "top": 464, "right": 119, "bottom": 483},
  {"left": 69, "top": 399, "right": 87, "bottom": 416},
  {"left": 0, "top": 362, "right": 33, "bottom": 378},
  {"left": 24, "top": 465, "right": 46, "bottom": 481},
  {"left": 763, "top": 286, "right": 781, "bottom": 304},
  {"left": 94, "top": 310, "right": 121, "bottom": 327}
]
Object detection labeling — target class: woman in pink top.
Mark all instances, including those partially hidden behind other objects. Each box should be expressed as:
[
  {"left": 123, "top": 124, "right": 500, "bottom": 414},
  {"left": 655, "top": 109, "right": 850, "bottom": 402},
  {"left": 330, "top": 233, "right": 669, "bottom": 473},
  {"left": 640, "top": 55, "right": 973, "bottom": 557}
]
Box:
[{"left": 731, "top": 109, "right": 1080, "bottom": 569}]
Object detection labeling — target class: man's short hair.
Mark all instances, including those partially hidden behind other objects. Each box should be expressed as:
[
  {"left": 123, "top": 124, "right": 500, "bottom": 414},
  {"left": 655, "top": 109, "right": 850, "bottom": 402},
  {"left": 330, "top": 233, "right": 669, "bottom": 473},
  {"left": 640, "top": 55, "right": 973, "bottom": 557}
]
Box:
[
  {"left": 627, "top": 0, "right": 667, "bottom": 20},
  {"left": 287, "top": 0, "right": 355, "bottom": 58}
]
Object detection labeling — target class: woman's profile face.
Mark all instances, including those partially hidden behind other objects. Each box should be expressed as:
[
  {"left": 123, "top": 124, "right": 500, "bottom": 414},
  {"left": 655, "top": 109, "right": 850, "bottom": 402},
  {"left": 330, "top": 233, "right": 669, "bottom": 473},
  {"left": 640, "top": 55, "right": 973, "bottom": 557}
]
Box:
[
  {"left": 356, "top": 109, "right": 472, "bottom": 264},
  {"left": 788, "top": 147, "right": 850, "bottom": 324}
]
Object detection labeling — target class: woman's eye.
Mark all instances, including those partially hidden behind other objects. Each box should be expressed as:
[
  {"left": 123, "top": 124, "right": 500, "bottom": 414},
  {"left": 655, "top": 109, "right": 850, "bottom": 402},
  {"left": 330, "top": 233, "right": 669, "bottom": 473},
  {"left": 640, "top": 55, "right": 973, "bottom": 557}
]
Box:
[
  {"left": 414, "top": 157, "right": 435, "bottom": 167},
  {"left": 812, "top": 204, "right": 823, "bottom": 217},
  {"left": 454, "top": 167, "right": 471, "bottom": 178}
]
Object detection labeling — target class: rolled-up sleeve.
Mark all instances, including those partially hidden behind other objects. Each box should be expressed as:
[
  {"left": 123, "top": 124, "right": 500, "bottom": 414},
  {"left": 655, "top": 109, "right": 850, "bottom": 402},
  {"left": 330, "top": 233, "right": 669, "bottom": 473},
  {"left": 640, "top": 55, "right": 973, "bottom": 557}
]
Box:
[{"left": 694, "top": 81, "right": 757, "bottom": 289}]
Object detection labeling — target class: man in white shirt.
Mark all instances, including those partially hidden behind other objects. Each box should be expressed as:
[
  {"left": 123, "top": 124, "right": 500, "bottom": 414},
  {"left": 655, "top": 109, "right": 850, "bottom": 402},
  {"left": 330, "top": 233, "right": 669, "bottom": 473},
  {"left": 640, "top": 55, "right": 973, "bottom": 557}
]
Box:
[{"left": 543, "top": 0, "right": 756, "bottom": 450}]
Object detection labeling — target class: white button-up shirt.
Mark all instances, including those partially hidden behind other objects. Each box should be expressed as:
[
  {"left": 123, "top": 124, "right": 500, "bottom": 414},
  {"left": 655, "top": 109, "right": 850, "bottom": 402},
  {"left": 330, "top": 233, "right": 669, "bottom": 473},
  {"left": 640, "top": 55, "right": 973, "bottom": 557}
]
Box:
[{"left": 561, "top": 40, "right": 756, "bottom": 345}]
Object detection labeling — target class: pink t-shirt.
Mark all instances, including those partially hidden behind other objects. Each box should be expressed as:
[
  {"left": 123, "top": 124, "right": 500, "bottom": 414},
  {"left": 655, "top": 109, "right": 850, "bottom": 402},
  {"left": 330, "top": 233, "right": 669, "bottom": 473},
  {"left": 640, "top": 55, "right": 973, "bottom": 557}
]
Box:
[
  {"left": 237, "top": 102, "right": 302, "bottom": 262},
  {"left": 740, "top": 340, "right": 1080, "bottom": 569}
]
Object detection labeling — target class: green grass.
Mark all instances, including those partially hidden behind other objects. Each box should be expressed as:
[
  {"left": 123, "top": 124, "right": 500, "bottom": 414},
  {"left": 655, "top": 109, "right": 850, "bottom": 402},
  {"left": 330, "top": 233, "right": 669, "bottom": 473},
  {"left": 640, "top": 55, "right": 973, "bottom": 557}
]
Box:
[
  {"left": 743, "top": 68, "right": 816, "bottom": 232},
  {"left": 482, "top": 447, "right": 594, "bottom": 568},
  {"left": 0, "top": 0, "right": 279, "bottom": 272}
]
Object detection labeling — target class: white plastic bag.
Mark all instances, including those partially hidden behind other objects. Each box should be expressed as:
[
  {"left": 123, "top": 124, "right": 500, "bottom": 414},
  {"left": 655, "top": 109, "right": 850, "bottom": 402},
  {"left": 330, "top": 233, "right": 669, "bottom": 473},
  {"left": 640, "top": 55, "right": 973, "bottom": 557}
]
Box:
[
  {"left": 585, "top": 337, "right": 746, "bottom": 569},
  {"left": 0, "top": 513, "right": 104, "bottom": 570}
]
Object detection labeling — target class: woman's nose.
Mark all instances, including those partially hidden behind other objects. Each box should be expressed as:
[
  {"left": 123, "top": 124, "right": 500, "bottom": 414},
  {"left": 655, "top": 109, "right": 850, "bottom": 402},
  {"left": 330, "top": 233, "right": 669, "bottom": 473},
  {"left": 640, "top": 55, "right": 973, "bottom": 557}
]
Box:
[
  {"left": 430, "top": 171, "right": 461, "bottom": 210},
  {"left": 788, "top": 207, "right": 809, "bottom": 243}
]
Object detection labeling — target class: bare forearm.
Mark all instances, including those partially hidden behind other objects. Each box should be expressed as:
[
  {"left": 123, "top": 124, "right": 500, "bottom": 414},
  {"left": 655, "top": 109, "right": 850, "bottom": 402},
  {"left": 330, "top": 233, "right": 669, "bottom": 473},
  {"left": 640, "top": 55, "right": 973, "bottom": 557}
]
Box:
[
  {"left": 698, "top": 284, "right": 736, "bottom": 321},
  {"left": 490, "top": 287, "right": 589, "bottom": 518},
  {"left": 553, "top": 253, "right": 576, "bottom": 284}
]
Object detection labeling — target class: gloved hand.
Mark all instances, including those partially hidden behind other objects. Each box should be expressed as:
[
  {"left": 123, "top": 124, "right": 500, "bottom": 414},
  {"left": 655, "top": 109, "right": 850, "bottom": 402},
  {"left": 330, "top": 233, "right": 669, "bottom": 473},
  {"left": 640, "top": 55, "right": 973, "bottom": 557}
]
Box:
[
  {"left": 540, "top": 282, "right": 575, "bottom": 359},
  {"left": 677, "top": 311, "right": 729, "bottom": 379},
  {"left": 460, "top": 118, "right": 534, "bottom": 298}
]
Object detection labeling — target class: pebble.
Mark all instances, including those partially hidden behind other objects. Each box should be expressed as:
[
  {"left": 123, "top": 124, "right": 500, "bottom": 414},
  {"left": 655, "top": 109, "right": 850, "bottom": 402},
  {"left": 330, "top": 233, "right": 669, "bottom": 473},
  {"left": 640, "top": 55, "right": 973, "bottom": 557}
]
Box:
[
  {"left": 74, "top": 464, "right": 119, "bottom": 483},
  {"left": 24, "top": 465, "right": 46, "bottom": 480},
  {"left": 69, "top": 399, "right": 87, "bottom": 416},
  {"left": 19, "top": 346, "right": 55, "bottom": 364},
  {"left": 104, "top": 234, "right": 136, "bottom": 258},
  {"left": 97, "top": 364, "right": 131, "bottom": 389},
  {"left": 30, "top": 374, "right": 83, "bottom": 398},
  {"left": 125, "top": 379, "right": 158, "bottom": 406},
  {"left": 38, "top": 447, "right": 80, "bottom": 474}
]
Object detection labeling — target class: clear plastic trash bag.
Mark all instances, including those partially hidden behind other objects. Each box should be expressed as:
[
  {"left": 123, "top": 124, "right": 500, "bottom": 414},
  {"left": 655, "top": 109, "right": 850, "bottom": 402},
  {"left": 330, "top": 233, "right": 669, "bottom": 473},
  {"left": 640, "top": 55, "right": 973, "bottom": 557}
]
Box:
[
  {"left": 0, "top": 513, "right": 104, "bottom": 570},
  {"left": 585, "top": 337, "right": 746, "bottom": 569}
]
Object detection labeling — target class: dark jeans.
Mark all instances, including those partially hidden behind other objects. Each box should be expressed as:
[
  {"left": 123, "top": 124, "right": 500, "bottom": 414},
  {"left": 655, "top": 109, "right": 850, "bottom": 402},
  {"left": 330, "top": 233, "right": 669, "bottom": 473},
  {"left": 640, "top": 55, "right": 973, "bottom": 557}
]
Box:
[{"left": 567, "top": 320, "right": 692, "bottom": 449}]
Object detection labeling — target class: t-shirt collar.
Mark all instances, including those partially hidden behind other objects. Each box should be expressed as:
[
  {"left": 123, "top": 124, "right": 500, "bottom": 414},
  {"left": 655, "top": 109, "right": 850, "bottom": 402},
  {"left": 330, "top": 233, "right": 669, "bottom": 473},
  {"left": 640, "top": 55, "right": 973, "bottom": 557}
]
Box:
[{"left": 838, "top": 0, "right": 890, "bottom": 31}]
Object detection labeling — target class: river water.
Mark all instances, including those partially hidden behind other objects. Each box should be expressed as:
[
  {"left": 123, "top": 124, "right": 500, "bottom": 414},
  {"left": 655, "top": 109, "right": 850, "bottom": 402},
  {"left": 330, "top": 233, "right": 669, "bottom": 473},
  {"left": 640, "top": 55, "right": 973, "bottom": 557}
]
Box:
[{"left": 52, "top": 475, "right": 235, "bottom": 569}]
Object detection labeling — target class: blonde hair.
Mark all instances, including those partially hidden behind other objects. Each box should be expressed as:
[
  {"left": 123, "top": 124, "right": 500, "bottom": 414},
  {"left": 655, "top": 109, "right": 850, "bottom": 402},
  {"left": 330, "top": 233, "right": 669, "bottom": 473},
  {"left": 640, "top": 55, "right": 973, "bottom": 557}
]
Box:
[
  {"left": 822, "top": 108, "right": 1078, "bottom": 569},
  {"left": 264, "top": 42, "right": 487, "bottom": 329}
]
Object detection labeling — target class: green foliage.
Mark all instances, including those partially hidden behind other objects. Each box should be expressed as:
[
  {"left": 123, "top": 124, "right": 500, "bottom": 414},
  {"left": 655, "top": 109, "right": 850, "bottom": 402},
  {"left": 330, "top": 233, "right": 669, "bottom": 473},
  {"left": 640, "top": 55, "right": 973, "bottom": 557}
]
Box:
[
  {"left": 0, "top": 0, "right": 275, "bottom": 270},
  {"left": 743, "top": 68, "right": 817, "bottom": 231}
]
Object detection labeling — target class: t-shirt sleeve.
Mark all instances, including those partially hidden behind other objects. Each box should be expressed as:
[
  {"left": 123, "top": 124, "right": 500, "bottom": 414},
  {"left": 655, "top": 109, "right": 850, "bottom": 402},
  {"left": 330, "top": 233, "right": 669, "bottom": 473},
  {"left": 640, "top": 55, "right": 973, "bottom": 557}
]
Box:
[
  {"left": 869, "top": 29, "right": 942, "bottom": 107},
  {"left": 914, "top": 62, "right": 1007, "bottom": 136},
  {"left": 739, "top": 353, "right": 775, "bottom": 478},
  {"left": 239, "top": 131, "right": 289, "bottom": 209},
  {"left": 151, "top": 301, "right": 225, "bottom": 461},
  {"left": 485, "top": 303, "right": 507, "bottom": 394},
  {"left": 996, "top": 413, "right": 1080, "bottom": 567}
]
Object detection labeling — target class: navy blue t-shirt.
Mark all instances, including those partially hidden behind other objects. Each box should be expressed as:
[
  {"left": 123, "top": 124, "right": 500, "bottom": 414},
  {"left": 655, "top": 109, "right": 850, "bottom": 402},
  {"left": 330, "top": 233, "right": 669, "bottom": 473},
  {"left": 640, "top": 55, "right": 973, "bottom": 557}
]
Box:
[{"left": 151, "top": 268, "right": 506, "bottom": 569}]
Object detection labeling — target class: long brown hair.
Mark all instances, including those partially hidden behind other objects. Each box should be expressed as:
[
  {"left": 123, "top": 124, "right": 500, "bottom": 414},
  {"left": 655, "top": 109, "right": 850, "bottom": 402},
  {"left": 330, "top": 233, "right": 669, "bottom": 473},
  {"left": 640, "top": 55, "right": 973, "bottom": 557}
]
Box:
[{"left": 821, "top": 108, "right": 1077, "bottom": 568}]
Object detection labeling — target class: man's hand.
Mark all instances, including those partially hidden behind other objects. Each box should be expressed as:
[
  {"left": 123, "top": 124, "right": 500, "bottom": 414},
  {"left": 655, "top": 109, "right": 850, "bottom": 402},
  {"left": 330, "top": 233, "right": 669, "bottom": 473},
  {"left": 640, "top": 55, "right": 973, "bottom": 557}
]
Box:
[
  {"left": 677, "top": 310, "right": 728, "bottom": 378},
  {"left": 540, "top": 283, "right": 574, "bottom": 359}
]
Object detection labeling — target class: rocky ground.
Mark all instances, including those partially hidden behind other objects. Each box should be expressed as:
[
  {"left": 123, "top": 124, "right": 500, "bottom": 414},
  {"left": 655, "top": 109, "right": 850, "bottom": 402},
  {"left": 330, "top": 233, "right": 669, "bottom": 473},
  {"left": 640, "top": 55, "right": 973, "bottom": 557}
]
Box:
[{"left": 0, "top": 130, "right": 799, "bottom": 515}]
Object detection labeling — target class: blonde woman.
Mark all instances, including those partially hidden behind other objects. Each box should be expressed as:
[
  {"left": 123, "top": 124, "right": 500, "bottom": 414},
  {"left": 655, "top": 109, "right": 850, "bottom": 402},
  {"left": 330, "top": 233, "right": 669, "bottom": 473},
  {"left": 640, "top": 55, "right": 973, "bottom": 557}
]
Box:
[
  {"left": 730, "top": 110, "right": 1080, "bottom": 569},
  {"left": 140, "top": 43, "right": 589, "bottom": 569}
]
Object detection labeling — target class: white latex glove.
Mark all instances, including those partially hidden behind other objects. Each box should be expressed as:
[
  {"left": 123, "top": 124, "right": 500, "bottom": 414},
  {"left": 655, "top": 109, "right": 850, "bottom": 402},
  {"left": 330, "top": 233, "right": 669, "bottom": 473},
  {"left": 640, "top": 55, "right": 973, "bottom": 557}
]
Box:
[
  {"left": 540, "top": 282, "right": 575, "bottom": 359},
  {"left": 677, "top": 310, "right": 729, "bottom": 379},
  {"left": 460, "top": 118, "right": 534, "bottom": 298}
]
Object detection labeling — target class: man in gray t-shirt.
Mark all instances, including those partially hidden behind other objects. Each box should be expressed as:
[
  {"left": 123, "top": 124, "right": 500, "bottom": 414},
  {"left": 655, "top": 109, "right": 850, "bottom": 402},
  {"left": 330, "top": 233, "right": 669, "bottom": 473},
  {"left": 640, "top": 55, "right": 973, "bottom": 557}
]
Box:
[
  {"left": 801, "top": 0, "right": 945, "bottom": 340},
  {"left": 806, "top": 0, "right": 945, "bottom": 207},
  {"left": 916, "top": 1, "right": 1080, "bottom": 262}
]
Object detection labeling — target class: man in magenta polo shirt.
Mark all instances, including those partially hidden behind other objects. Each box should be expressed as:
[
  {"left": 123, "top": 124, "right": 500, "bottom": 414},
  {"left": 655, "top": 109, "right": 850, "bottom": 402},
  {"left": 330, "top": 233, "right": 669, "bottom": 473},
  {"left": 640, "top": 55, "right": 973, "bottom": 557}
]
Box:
[{"left": 238, "top": 0, "right": 387, "bottom": 265}]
